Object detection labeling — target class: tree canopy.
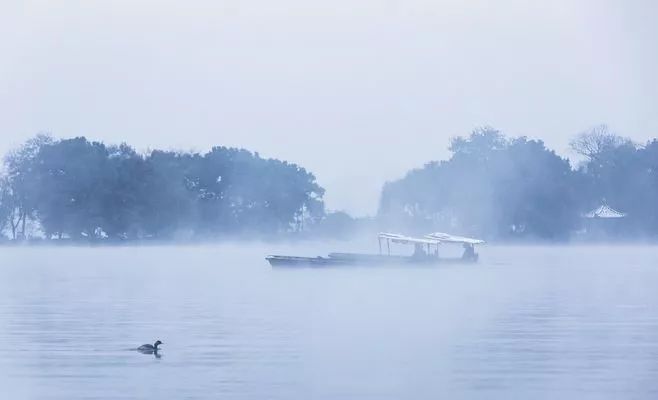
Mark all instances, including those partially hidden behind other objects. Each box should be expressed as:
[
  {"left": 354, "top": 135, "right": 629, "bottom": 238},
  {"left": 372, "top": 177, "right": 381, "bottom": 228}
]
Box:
[
  {"left": 379, "top": 126, "right": 658, "bottom": 240},
  {"left": 3, "top": 126, "right": 658, "bottom": 243},
  {"left": 0, "top": 136, "right": 325, "bottom": 240}
]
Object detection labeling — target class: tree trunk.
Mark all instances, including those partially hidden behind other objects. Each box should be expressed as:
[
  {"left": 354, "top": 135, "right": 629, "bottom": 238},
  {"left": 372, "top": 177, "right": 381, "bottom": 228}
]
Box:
[
  {"left": 10, "top": 208, "right": 19, "bottom": 240},
  {"left": 20, "top": 209, "right": 26, "bottom": 239}
]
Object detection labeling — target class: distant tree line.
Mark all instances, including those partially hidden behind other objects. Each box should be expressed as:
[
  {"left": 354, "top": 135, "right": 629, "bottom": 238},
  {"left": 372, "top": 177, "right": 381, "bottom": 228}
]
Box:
[
  {"left": 0, "top": 135, "right": 325, "bottom": 240},
  {"left": 379, "top": 126, "right": 658, "bottom": 240},
  {"left": 3, "top": 126, "right": 657, "bottom": 243}
]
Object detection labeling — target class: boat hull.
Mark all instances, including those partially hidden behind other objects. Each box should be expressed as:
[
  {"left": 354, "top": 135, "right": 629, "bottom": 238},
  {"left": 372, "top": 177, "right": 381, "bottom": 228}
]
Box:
[
  {"left": 266, "top": 252, "right": 477, "bottom": 267},
  {"left": 266, "top": 255, "right": 352, "bottom": 267}
]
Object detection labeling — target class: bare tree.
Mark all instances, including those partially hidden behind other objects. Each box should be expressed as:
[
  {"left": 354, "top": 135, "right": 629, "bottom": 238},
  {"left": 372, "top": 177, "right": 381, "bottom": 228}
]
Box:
[{"left": 570, "top": 125, "right": 634, "bottom": 161}]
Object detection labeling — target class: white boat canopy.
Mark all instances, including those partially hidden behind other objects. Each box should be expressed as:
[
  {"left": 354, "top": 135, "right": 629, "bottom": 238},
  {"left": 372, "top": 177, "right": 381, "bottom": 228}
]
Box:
[
  {"left": 379, "top": 232, "right": 484, "bottom": 246},
  {"left": 425, "top": 232, "right": 485, "bottom": 245},
  {"left": 378, "top": 232, "right": 441, "bottom": 245},
  {"left": 583, "top": 204, "right": 626, "bottom": 219}
]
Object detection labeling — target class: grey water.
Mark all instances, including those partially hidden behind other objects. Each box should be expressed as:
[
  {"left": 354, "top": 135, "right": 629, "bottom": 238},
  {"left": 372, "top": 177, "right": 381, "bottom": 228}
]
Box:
[{"left": 1, "top": 244, "right": 658, "bottom": 399}]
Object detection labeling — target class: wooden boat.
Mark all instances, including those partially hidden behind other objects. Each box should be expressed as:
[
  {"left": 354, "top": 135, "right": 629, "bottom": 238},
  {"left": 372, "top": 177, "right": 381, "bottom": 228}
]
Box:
[
  {"left": 265, "top": 255, "right": 350, "bottom": 267},
  {"left": 266, "top": 232, "right": 484, "bottom": 267}
]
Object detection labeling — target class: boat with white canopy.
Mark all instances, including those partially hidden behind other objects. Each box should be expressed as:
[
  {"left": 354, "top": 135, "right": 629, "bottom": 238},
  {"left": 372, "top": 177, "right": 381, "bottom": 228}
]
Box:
[{"left": 266, "top": 232, "right": 485, "bottom": 267}]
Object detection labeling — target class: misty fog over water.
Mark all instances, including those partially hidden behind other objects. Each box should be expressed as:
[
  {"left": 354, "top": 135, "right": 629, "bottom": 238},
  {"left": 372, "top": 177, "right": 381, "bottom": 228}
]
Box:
[
  {"left": 2, "top": 1, "right": 658, "bottom": 399},
  {"left": 2, "top": 244, "right": 658, "bottom": 399}
]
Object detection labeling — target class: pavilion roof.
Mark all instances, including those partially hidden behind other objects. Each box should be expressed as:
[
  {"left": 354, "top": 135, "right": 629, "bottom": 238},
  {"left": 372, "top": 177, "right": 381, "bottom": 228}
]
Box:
[{"left": 583, "top": 204, "right": 626, "bottom": 218}]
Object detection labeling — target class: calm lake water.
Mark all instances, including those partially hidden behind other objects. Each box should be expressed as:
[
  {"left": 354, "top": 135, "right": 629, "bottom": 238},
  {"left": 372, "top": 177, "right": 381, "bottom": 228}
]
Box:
[{"left": 1, "top": 243, "right": 658, "bottom": 399}]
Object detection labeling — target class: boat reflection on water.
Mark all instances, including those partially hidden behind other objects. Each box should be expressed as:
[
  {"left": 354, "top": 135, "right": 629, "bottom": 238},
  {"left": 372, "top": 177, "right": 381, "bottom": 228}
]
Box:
[{"left": 266, "top": 232, "right": 485, "bottom": 267}]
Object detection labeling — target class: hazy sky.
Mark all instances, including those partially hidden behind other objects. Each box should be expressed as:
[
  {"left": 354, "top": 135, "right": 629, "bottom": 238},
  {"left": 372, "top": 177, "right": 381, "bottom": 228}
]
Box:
[{"left": 1, "top": 0, "right": 657, "bottom": 215}]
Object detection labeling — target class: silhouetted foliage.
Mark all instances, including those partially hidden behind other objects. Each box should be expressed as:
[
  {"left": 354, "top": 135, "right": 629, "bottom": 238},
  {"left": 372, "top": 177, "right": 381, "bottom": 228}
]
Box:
[
  {"left": 0, "top": 136, "right": 324, "bottom": 240},
  {"left": 2, "top": 134, "right": 54, "bottom": 239},
  {"left": 572, "top": 126, "right": 658, "bottom": 235},
  {"left": 0, "top": 177, "right": 13, "bottom": 238},
  {"left": 379, "top": 125, "right": 658, "bottom": 241},
  {"left": 3, "top": 126, "right": 658, "bottom": 242}
]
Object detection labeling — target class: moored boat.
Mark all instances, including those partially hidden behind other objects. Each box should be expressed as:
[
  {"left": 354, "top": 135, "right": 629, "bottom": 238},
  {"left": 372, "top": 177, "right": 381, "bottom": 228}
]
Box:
[{"left": 266, "top": 232, "right": 484, "bottom": 267}]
